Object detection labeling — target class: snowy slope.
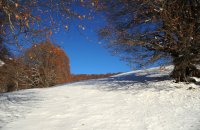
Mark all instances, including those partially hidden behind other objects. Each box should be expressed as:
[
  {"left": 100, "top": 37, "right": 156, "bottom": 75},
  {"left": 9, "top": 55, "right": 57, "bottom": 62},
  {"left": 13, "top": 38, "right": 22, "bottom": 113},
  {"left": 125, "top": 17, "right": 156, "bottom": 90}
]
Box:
[{"left": 1, "top": 66, "right": 200, "bottom": 130}]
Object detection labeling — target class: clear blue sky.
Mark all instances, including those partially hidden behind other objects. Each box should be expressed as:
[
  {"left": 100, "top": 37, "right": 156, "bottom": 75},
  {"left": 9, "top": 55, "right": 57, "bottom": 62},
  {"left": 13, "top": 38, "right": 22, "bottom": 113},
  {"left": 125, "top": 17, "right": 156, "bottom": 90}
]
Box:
[{"left": 51, "top": 19, "right": 131, "bottom": 74}]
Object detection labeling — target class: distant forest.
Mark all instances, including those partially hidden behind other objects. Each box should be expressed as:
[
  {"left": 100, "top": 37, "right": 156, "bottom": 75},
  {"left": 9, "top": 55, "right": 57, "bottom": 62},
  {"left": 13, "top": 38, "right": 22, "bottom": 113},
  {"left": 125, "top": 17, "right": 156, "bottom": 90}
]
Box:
[{"left": 0, "top": 40, "right": 116, "bottom": 93}]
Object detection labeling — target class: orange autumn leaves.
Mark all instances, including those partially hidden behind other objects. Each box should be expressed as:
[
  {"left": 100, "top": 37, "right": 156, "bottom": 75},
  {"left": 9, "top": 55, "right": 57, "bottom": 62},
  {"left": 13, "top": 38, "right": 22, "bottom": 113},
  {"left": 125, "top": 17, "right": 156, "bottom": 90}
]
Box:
[{"left": 25, "top": 41, "right": 71, "bottom": 85}]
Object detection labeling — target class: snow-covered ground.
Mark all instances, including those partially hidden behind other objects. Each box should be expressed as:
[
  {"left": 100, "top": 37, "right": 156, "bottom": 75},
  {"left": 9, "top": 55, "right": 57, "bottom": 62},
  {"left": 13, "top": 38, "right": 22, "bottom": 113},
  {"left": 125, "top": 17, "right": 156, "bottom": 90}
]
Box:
[
  {"left": 1, "top": 66, "right": 200, "bottom": 130},
  {"left": 0, "top": 60, "right": 4, "bottom": 67}
]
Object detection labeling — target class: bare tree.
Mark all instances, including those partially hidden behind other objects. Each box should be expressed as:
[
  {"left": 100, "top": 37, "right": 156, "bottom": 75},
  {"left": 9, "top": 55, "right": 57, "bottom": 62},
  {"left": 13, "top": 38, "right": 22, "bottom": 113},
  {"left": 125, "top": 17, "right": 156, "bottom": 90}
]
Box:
[
  {"left": 0, "top": 0, "right": 94, "bottom": 46},
  {"left": 98, "top": 0, "right": 200, "bottom": 82},
  {"left": 0, "top": 58, "right": 22, "bottom": 92}
]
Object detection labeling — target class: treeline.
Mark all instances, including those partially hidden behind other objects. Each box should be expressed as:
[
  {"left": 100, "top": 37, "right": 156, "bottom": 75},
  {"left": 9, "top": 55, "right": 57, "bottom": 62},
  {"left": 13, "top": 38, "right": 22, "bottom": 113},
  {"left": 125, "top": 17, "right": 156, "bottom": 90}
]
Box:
[
  {"left": 0, "top": 41, "right": 71, "bottom": 93},
  {"left": 0, "top": 40, "right": 116, "bottom": 93},
  {"left": 70, "top": 73, "right": 117, "bottom": 82}
]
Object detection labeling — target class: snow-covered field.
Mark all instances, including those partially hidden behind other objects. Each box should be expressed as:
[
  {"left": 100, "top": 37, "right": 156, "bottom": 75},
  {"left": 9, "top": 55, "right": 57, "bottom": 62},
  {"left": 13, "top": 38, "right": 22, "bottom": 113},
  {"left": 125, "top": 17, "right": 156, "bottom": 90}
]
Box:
[{"left": 1, "top": 66, "right": 200, "bottom": 130}]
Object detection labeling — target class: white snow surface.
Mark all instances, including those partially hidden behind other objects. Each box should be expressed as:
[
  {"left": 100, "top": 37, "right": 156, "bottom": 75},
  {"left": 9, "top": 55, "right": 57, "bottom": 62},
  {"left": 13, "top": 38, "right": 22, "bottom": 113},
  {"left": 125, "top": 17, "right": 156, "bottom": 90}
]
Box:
[
  {"left": 1, "top": 66, "right": 200, "bottom": 130},
  {"left": 0, "top": 60, "right": 4, "bottom": 67}
]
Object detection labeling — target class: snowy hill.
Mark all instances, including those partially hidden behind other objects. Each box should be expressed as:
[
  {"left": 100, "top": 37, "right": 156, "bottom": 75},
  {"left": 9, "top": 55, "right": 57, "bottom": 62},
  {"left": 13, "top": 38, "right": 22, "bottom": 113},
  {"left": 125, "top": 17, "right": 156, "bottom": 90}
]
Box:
[{"left": 0, "top": 66, "right": 200, "bottom": 130}]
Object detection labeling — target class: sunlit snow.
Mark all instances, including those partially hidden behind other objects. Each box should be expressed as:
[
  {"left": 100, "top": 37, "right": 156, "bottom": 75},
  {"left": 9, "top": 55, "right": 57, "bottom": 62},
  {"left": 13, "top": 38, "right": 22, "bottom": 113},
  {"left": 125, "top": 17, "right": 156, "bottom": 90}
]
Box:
[{"left": 0, "top": 66, "right": 200, "bottom": 130}]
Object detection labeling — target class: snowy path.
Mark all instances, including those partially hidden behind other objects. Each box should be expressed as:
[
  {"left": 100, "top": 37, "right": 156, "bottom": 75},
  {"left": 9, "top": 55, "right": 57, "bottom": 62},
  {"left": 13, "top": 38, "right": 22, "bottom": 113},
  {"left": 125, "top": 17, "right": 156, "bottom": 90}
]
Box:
[{"left": 1, "top": 67, "right": 200, "bottom": 130}]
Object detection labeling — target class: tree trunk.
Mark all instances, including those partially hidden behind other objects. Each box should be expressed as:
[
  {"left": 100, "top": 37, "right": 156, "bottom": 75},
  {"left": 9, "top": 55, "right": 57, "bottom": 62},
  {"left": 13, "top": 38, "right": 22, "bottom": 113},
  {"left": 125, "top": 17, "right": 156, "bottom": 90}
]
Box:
[{"left": 171, "top": 56, "right": 200, "bottom": 82}]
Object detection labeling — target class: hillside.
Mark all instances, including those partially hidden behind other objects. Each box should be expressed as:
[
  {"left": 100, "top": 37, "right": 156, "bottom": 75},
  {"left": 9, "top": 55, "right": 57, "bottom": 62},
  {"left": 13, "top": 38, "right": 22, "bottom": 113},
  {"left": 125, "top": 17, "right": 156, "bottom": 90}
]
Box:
[{"left": 0, "top": 66, "right": 200, "bottom": 130}]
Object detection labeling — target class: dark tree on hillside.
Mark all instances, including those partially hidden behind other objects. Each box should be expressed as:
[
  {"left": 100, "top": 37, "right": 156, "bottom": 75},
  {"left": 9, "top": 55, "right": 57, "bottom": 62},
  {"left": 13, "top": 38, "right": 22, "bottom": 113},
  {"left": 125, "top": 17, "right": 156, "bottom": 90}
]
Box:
[
  {"left": 0, "top": 38, "right": 10, "bottom": 60},
  {"left": 98, "top": 0, "right": 200, "bottom": 82}
]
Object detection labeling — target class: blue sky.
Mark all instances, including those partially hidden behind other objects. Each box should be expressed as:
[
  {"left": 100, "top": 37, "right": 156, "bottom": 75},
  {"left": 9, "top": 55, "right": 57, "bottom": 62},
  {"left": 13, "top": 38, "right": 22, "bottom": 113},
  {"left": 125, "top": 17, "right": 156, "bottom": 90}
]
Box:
[
  {"left": 51, "top": 20, "right": 130, "bottom": 74},
  {"left": 8, "top": 5, "right": 130, "bottom": 75},
  {"left": 45, "top": 6, "right": 131, "bottom": 74}
]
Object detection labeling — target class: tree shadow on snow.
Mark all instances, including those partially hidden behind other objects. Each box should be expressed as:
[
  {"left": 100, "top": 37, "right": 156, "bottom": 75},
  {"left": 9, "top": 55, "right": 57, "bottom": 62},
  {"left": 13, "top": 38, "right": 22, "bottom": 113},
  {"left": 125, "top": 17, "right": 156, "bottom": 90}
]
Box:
[
  {"left": 80, "top": 70, "right": 174, "bottom": 92},
  {"left": 0, "top": 91, "right": 42, "bottom": 128}
]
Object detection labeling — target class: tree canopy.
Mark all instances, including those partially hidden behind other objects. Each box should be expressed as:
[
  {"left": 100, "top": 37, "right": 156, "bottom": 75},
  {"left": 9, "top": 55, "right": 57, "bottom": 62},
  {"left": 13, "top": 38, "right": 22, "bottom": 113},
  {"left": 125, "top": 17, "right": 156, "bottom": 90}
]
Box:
[
  {"left": 0, "top": 0, "right": 95, "bottom": 45},
  {"left": 98, "top": 0, "right": 200, "bottom": 82}
]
